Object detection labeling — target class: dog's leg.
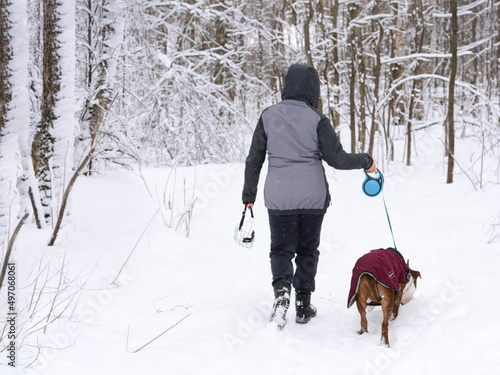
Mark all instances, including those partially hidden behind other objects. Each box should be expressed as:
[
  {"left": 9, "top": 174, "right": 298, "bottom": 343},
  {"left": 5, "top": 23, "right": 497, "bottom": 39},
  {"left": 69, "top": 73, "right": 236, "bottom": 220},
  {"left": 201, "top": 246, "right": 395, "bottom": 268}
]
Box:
[
  {"left": 380, "top": 293, "right": 393, "bottom": 347},
  {"left": 356, "top": 297, "right": 368, "bottom": 335},
  {"left": 356, "top": 275, "right": 373, "bottom": 335},
  {"left": 391, "top": 286, "right": 403, "bottom": 320}
]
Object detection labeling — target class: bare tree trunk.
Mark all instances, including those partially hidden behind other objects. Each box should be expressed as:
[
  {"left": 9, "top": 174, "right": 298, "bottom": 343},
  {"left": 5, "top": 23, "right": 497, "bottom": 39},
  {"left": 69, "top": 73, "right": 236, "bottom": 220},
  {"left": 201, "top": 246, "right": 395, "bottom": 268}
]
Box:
[
  {"left": 82, "top": 0, "right": 94, "bottom": 175},
  {"left": 497, "top": 0, "right": 500, "bottom": 126},
  {"left": 213, "top": 0, "right": 227, "bottom": 86},
  {"left": 368, "top": 22, "right": 383, "bottom": 156},
  {"left": 28, "top": 187, "right": 42, "bottom": 229},
  {"left": 331, "top": 0, "right": 340, "bottom": 129},
  {"left": 488, "top": 0, "right": 499, "bottom": 117},
  {"left": 496, "top": 0, "right": 500, "bottom": 92},
  {"left": 0, "top": 0, "right": 13, "bottom": 246},
  {"left": 87, "top": 0, "right": 119, "bottom": 174},
  {"left": 347, "top": 2, "right": 361, "bottom": 152},
  {"left": 48, "top": 148, "right": 94, "bottom": 246},
  {"left": 0, "top": 0, "right": 12, "bottom": 133},
  {"left": 406, "top": 0, "right": 426, "bottom": 166},
  {"left": 357, "top": 29, "right": 366, "bottom": 151},
  {"left": 304, "top": 0, "right": 314, "bottom": 67},
  {"left": 36, "top": 0, "right": 62, "bottom": 223},
  {"left": 318, "top": 1, "right": 331, "bottom": 118},
  {"left": 406, "top": 86, "right": 415, "bottom": 166},
  {"left": 446, "top": 0, "right": 458, "bottom": 184},
  {"left": 349, "top": 50, "right": 356, "bottom": 152},
  {"left": 389, "top": 2, "right": 406, "bottom": 129},
  {"left": 271, "top": 0, "right": 285, "bottom": 95},
  {"left": 0, "top": 213, "right": 28, "bottom": 290}
]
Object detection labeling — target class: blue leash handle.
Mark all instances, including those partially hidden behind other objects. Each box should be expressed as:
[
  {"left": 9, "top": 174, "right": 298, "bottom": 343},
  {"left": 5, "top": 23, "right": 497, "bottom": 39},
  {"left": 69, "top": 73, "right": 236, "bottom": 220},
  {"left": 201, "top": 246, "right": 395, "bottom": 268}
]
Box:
[{"left": 382, "top": 192, "right": 397, "bottom": 249}]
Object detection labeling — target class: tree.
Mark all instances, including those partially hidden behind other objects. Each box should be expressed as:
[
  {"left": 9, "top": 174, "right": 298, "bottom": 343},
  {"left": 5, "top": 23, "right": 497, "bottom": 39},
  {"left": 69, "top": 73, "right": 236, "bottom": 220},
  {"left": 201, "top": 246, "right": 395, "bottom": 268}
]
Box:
[
  {"left": 111, "top": 0, "right": 283, "bottom": 166},
  {"left": 34, "top": 0, "right": 62, "bottom": 222},
  {"left": 321, "top": 0, "right": 341, "bottom": 129},
  {"left": 77, "top": 0, "right": 123, "bottom": 174},
  {"left": 33, "top": 0, "right": 75, "bottom": 224},
  {"left": 446, "top": 0, "right": 458, "bottom": 184},
  {"left": 368, "top": 20, "right": 383, "bottom": 156},
  {"left": 405, "top": 0, "right": 427, "bottom": 166},
  {"left": 389, "top": 1, "right": 406, "bottom": 142},
  {"left": 304, "top": 0, "right": 314, "bottom": 67},
  {"left": 0, "top": 0, "right": 14, "bottom": 247},
  {"left": 0, "top": 0, "right": 11, "bottom": 134},
  {"left": 347, "top": 2, "right": 362, "bottom": 153},
  {"left": 0, "top": 0, "right": 32, "bottom": 246}
]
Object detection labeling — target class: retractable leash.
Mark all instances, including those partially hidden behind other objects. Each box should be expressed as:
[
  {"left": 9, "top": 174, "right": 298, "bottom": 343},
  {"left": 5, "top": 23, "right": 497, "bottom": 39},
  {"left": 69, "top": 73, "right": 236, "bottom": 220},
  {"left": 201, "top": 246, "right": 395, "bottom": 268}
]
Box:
[
  {"left": 382, "top": 193, "right": 397, "bottom": 250},
  {"left": 234, "top": 206, "right": 255, "bottom": 248},
  {"left": 362, "top": 171, "right": 397, "bottom": 249}
]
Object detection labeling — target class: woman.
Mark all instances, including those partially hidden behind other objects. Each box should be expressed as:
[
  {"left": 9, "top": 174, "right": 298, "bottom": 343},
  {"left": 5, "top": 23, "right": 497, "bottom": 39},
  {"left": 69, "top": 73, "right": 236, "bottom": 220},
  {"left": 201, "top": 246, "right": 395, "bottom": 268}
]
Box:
[{"left": 242, "top": 64, "right": 377, "bottom": 328}]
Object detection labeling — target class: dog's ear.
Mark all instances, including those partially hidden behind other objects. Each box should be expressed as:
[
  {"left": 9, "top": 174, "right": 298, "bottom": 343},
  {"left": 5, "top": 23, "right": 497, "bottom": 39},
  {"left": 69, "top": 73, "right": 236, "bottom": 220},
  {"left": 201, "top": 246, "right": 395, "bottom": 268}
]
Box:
[
  {"left": 407, "top": 259, "right": 410, "bottom": 267},
  {"left": 407, "top": 269, "right": 421, "bottom": 288}
]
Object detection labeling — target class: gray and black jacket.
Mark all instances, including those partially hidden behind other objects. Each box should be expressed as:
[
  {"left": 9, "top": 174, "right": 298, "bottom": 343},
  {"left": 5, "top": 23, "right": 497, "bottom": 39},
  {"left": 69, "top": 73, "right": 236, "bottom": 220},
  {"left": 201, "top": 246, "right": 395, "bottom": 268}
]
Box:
[{"left": 242, "top": 64, "right": 373, "bottom": 215}]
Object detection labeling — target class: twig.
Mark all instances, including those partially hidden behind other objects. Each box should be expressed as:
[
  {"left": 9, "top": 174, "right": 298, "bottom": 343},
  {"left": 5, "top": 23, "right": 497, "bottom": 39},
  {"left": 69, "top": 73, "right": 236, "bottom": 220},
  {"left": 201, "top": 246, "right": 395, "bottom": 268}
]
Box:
[
  {"left": 48, "top": 147, "right": 95, "bottom": 246},
  {"left": 29, "top": 266, "right": 50, "bottom": 319},
  {"left": 133, "top": 313, "right": 191, "bottom": 353},
  {"left": 136, "top": 166, "right": 153, "bottom": 198},
  {"left": 126, "top": 324, "right": 130, "bottom": 352},
  {"left": 438, "top": 138, "right": 478, "bottom": 190},
  {"left": 43, "top": 256, "right": 66, "bottom": 333},
  {"left": 28, "top": 187, "right": 42, "bottom": 229},
  {"left": 0, "top": 212, "right": 29, "bottom": 290},
  {"left": 111, "top": 208, "right": 160, "bottom": 285},
  {"left": 69, "top": 260, "right": 101, "bottom": 320}
]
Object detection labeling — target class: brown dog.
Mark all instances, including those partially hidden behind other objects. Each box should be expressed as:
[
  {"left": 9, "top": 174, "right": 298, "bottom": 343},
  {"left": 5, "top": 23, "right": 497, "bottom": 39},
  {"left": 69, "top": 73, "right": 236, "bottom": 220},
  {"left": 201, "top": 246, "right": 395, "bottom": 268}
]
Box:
[{"left": 347, "top": 248, "right": 421, "bottom": 347}]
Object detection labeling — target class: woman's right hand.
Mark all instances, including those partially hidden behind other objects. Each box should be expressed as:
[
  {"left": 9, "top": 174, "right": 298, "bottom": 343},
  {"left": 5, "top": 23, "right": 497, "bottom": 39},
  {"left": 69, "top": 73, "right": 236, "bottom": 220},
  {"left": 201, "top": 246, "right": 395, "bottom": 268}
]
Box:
[{"left": 366, "top": 159, "right": 378, "bottom": 174}]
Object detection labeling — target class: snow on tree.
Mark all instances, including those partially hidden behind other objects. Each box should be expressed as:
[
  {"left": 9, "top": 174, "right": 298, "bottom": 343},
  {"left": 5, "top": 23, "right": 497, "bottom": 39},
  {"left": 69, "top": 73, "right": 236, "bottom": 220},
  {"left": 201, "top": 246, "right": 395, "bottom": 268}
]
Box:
[
  {"left": 33, "top": 0, "right": 75, "bottom": 225},
  {"left": 2, "top": 0, "right": 500, "bottom": 235},
  {"left": 0, "top": 0, "right": 31, "bottom": 248},
  {"left": 75, "top": 0, "right": 124, "bottom": 174},
  {"left": 109, "top": 0, "right": 280, "bottom": 167}
]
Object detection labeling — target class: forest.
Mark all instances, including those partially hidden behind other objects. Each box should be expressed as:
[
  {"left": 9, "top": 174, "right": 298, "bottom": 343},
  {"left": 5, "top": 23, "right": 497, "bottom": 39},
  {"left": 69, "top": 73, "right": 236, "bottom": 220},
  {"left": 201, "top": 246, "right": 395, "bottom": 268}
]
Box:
[
  {"left": 1, "top": 0, "right": 499, "bottom": 245},
  {"left": 1, "top": 0, "right": 500, "bottom": 372}
]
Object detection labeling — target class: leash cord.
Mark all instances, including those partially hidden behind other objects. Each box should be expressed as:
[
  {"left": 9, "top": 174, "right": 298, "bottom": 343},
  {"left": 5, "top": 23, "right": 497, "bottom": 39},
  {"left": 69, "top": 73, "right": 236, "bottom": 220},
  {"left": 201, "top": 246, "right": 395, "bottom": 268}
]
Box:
[{"left": 382, "top": 192, "right": 397, "bottom": 250}]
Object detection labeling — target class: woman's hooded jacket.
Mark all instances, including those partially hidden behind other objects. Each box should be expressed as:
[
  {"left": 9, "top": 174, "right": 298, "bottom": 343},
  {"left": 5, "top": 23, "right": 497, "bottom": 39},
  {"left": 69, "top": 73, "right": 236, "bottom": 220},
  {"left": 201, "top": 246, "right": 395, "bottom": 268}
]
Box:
[{"left": 243, "top": 64, "right": 372, "bottom": 215}]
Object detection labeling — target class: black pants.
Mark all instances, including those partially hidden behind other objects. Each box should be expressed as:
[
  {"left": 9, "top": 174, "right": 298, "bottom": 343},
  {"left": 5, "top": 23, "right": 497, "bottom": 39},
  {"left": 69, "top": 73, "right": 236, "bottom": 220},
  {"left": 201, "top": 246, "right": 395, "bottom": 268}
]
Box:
[{"left": 269, "top": 214, "right": 324, "bottom": 294}]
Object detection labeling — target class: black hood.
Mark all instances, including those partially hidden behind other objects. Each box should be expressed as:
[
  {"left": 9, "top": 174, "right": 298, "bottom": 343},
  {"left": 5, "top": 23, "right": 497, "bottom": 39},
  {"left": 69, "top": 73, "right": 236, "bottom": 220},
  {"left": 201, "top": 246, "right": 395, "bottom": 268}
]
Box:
[{"left": 281, "top": 64, "right": 320, "bottom": 108}]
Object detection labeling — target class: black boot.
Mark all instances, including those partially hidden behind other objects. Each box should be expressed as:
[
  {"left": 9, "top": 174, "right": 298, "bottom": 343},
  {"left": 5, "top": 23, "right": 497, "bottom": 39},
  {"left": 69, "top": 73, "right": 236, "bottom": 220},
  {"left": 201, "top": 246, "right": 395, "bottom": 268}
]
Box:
[
  {"left": 295, "top": 293, "right": 317, "bottom": 324},
  {"left": 270, "top": 279, "right": 291, "bottom": 329}
]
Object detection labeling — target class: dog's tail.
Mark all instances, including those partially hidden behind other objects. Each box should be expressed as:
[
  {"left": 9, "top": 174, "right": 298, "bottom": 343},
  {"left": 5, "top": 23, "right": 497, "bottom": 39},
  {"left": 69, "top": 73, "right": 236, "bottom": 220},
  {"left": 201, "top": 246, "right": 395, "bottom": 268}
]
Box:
[{"left": 369, "top": 275, "right": 383, "bottom": 304}]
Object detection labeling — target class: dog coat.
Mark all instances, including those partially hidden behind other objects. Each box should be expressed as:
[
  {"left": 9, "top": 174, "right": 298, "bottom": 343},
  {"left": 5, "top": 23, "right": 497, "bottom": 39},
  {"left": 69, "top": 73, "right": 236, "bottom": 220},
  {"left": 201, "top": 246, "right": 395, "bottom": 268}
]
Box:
[{"left": 347, "top": 248, "right": 410, "bottom": 308}]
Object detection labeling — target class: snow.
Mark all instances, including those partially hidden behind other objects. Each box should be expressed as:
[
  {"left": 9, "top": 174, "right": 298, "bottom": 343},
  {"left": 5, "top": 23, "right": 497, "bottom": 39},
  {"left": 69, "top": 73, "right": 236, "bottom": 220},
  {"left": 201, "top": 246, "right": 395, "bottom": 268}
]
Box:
[
  {"left": 2, "top": 130, "right": 500, "bottom": 375},
  {"left": 0, "top": 0, "right": 30, "bottom": 242},
  {"left": 52, "top": 0, "right": 76, "bottom": 208}
]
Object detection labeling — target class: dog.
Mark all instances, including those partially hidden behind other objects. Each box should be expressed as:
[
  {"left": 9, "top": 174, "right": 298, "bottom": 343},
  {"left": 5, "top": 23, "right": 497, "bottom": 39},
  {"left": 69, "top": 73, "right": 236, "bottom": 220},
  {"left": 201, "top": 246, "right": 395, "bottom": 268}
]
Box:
[{"left": 347, "top": 248, "right": 421, "bottom": 347}]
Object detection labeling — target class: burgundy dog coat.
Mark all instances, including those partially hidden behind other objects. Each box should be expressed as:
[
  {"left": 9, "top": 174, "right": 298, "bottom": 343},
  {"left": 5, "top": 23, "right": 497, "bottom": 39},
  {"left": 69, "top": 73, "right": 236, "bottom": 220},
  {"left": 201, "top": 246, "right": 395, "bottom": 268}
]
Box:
[{"left": 347, "top": 248, "right": 410, "bottom": 308}]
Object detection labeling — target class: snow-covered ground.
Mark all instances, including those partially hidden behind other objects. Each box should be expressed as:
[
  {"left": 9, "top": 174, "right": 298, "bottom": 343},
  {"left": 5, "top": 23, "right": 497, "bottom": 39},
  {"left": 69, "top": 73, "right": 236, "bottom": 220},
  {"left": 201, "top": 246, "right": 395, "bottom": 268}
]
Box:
[{"left": 2, "top": 131, "right": 500, "bottom": 375}]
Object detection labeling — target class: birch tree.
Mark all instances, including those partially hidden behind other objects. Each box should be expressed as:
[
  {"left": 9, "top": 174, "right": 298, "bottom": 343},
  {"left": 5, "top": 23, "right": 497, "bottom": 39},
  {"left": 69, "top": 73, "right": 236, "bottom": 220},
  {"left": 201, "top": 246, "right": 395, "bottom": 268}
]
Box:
[
  {"left": 0, "top": 0, "right": 31, "bottom": 247},
  {"left": 0, "top": 0, "right": 15, "bottom": 247},
  {"left": 33, "top": 0, "right": 75, "bottom": 224}
]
